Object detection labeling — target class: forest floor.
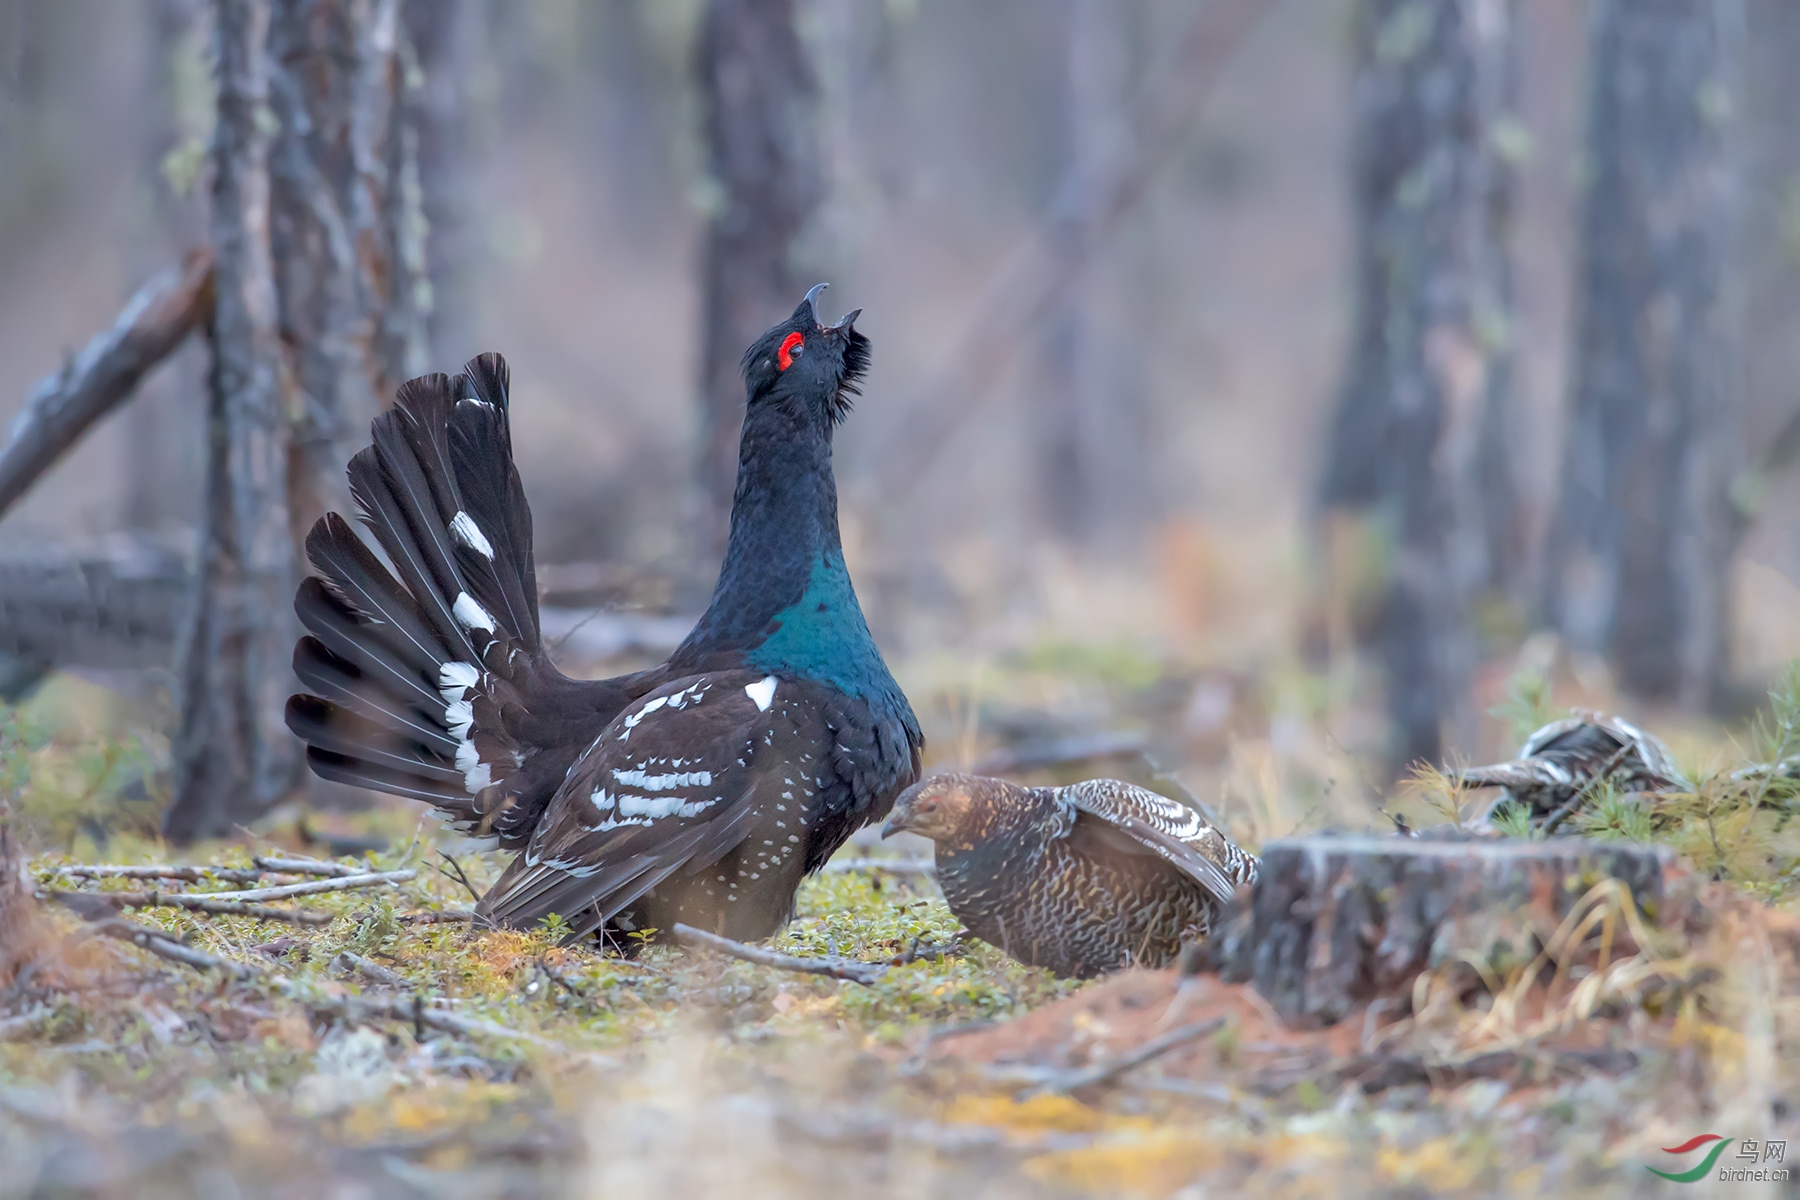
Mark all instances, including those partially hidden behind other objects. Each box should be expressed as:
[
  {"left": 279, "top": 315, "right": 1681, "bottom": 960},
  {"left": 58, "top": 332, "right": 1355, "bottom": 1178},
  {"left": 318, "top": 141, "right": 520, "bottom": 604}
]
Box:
[{"left": 4, "top": 666, "right": 1800, "bottom": 1197}]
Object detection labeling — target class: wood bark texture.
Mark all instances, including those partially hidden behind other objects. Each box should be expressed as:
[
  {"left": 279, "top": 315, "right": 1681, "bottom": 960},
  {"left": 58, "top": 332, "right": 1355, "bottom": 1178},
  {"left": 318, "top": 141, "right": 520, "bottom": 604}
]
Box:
[
  {"left": 1317, "top": 0, "right": 1521, "bottom": 771},
  {"left": 167, "top": 0, "right": 303, "bottom": 843},
  {"left": 268, "top": 0, "right": 429, "bottom": 543},
  {"left": 1211, "top": 833, "right": 1670, "bottom": 1029},
  {"left": 694, "top": 0, "right": 824, "bottom": 542},
  {"left": 0, "top": 250, "right": 214, "bottom": 520},
  {"left": 1544, "top": 0, "right": 1744, "bottom": 708}
]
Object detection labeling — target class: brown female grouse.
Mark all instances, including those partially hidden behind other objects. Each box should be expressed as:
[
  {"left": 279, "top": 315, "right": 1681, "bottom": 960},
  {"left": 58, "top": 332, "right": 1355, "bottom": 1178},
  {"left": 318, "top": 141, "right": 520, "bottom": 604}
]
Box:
[{"left": 882, "top": 774, "right": 1257, "bottom": 979}]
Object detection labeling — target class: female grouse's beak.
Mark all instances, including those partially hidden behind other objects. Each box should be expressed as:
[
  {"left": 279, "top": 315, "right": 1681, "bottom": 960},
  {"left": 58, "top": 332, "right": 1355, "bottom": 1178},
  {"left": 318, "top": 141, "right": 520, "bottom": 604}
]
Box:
[{"left": 880, "top": 809, "right": 907, "bottom": 839}]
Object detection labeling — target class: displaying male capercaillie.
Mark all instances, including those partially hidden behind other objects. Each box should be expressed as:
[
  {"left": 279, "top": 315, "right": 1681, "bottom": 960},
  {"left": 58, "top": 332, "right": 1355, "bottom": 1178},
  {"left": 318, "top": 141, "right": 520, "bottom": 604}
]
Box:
[
  {"left": 285, "top": 285, "right": 922, "bottom": 944},
  {"left": 882, "top": 774, "right": 1257, "bottom": 979},
  {"left": 1448, "top": 711, "right": 1687, "bottom": 830}
]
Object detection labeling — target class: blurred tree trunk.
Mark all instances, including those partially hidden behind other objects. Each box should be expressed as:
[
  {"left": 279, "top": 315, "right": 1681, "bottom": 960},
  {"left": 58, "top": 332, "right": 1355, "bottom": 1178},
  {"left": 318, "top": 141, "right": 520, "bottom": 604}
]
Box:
[
  {"left": 404, "top": 0, "right": 483, "bottom": 364},
  {"left": 167, "top": 0, "right": 430, "bottom": 840},
  {"left": 123, "top": 0, "right": 207, "bottom": 531},
  {"left": 1318, "top": 0, "right": 1521, "bottom": 772},
  {"left": 1035, "top": 0, "right": 1148, "bottom": 550},
  {"left": 695, "top": 0, "right": 823, "bottom": 547},
  {"left": 167, "top": 0, "right": 301, "bottom": 841},
  {"left": 1543, "top": 0, "right": 1743, "bottom": 709},
  {"left": 1738, "top": 0, "right": 1800, "bottom": 514},
  {"left": 270, "top": 0, "right": 428, "bottom": 546}
]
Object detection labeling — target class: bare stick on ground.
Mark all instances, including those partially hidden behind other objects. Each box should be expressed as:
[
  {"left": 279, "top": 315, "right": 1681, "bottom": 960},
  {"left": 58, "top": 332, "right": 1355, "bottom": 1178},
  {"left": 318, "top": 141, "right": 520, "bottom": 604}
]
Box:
[
  {"left": 672, "top": 923, "right": 887, "bottom": 986},
  {"left": 53, "top": 864, "right": 269, "bottom": 885},
  {"left": 397, "top": 908, "right": 483, "bottom": 926},
  {"left": 85, "top": 915, "right": 258, "bottom": 980},
  {"left": 252, "top": 856, "right": 369, "bottom": 878},
  {"left": 1025, "top": 1015, "right": 1227, "bottom": 1098},
  {"left": 48, "top": 889, "right": 332, "bottom": 926},
  {"left": 193, "top": 869, "right": 417, "bottom": 903},
  {"left": 334, "top": 951, "right": 405, "bottom": 986},
  {"left": 0, "top": 249, "right": 214, "bottom": 520}
]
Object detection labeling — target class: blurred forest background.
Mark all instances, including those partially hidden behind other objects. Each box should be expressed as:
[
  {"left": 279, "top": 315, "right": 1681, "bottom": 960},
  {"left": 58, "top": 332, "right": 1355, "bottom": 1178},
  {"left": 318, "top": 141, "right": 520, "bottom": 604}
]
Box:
[{"left": 1, "top": 0, "right": 1797, "bottom": 846}]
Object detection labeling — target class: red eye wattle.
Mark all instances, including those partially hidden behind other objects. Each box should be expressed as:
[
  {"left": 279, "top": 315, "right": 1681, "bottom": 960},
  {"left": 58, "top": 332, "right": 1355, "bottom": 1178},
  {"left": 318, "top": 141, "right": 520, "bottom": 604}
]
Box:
[{"left": 777, "top": 331, "right": 804, "bottom": 371}]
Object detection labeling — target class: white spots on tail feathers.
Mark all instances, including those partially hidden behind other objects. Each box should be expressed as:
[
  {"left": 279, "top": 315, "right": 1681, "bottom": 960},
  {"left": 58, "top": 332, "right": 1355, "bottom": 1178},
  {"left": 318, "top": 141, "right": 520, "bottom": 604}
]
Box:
[
  {"left": 450, "top": 511, "right": 494, "bottom": 560},
  {"left": 612, "top": 767, "right": 714, "bottom": 791},
  {"left": 444, "top": 699, "right": 474, "bottom": 741},
  {"left": 459, "top": 395, "right": 495, "bottom": 412},
  {"left": 456, "top": 740, "right": 493, "bottom": 792},
  {"left": 438, "top": 660, "right": 480, "bottom": 699},
  {"left": 437, "top": 660, "right": 493, "bottom": 793},
  {"left": 453, "top": 592, "right": 496, "bottom": 632},
  {"left": 744, "top": 676, "right": 778, "bottom": 712}
]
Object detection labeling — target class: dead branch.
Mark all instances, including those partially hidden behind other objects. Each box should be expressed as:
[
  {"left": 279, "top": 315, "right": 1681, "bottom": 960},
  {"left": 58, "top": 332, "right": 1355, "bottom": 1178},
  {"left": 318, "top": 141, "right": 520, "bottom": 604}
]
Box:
[
  {"left": 671, "top": 923, "right": 887, "bottom": 986},
  {"left": 333, "top": 950, "right": 405, "bottom": 986},
  {"left": 397, "top": 907, "right": 482, "bottom": 925},
  {"left": 53, "top": 864, "right": 269, "bottom": 885},
  {"left": 0, "top": 248, "right": 214, "bottom": 519},
  {"left": 1024, "top": 1015, "right": 1226, "bottom": 1098},
  {"left": 194, "top": 869, "right": 416, "bottom": 902},
  {"left": 251, "top": 855, "right": 368, "bottom": 878},
  {"left": 822, "top": 857, "right": 936, "bottom": 875},
  {"left": 85, "top": 915, "right": 258, "bottom": 980},
  {"left": 47, "top": 888, "right": 331, "bottom": 926}
]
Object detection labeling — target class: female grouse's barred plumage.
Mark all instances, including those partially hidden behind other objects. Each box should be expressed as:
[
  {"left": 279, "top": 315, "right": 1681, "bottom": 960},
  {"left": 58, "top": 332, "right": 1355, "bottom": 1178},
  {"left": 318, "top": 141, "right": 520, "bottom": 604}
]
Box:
[
  {"left": 287, "top": 285, "right": 922, "bottom": 944},
  {"left": 1448, "top": 711, "right": 1688, "bottom": 830},
  {"left": 882, "top": 774, "right": 1257, "bottom": 979}
]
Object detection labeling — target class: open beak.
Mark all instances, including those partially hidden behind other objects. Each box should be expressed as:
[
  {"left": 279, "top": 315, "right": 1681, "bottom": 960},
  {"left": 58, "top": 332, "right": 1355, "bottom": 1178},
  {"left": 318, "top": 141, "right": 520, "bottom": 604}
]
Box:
[{"left": 803, "top": 282, "right": 830, "bottom": 327}]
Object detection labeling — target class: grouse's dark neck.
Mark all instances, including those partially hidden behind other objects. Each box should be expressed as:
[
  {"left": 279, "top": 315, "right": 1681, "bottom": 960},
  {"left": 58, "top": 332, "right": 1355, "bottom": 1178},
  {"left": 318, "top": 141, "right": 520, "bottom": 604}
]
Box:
[{"left": 676, "top": 400, "right": 852, "bottom": 662}]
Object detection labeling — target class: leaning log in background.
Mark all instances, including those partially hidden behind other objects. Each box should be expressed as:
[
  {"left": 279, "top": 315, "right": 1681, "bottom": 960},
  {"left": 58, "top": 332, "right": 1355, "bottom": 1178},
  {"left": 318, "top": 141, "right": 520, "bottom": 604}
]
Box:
[
  {"left": 0, "top": 250, "right": 215, "bottom": 521},
  {"left": 1210, "top": 833, "right": 1671, "bottom": 1029}
]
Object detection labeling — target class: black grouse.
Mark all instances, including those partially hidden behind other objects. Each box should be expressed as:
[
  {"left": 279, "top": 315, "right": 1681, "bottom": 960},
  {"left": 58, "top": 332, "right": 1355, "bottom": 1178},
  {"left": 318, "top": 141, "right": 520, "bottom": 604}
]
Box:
[
  {"left": 286, "top": 285, "right": 923, "bottom": 943},
  {"left": 1447, "top": 711, "right": 1687, "bottom": 831},
  {"left": 882, "top": 774, "right": 1257, "bottom": 979}
]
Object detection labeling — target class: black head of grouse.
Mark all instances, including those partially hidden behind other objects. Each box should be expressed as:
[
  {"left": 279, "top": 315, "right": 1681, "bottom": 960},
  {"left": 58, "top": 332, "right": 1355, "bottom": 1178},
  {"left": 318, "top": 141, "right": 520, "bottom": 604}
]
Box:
[
  {"left": 285, "top": 284, "right": 921, "bottom": 945},
  {"left": 883, "top": 774, "right": 1256, "bottom": 979}
]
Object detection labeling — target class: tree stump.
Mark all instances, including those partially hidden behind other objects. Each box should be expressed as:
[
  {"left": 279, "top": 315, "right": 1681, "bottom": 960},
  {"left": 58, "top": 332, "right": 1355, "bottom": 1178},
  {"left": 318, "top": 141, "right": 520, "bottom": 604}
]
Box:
[{"left": 1211, "top": 833, "right": 1672, "bottom": 1029}]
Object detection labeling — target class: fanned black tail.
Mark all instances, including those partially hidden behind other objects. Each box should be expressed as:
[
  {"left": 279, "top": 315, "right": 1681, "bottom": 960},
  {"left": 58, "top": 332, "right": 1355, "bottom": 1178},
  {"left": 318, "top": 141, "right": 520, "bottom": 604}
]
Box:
[{"left": 286, "top": 354, "right": 563, "bottom": 848}]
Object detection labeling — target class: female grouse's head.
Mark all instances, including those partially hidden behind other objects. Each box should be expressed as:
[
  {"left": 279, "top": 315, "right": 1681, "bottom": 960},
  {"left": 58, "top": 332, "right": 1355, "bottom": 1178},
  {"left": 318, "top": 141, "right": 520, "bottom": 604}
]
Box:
[
  {"left": 882, "top": 774, "right": 1030, "bottom": 848},
  {"left": 741, "top": 282, "right": 870, "bottom": 427}
]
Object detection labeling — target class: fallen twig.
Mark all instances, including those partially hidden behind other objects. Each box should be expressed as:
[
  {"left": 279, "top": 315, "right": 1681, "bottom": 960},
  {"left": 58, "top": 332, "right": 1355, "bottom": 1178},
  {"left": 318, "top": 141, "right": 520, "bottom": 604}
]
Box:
[
  {"left": 66, "top": 905, "right": 566, "bottom": 1051},
  {"left": 189, "top": 869, "right": 415, "bottom": 902},
  {"left": 252, "top": 855, "right": 368, "bottom": 878},
  {"left": 85, "top": 915, "right": 257, "bottom": 980},
  {"left": 1540, "top": 744, "right": 1635, "bottom": 836},
  {"left": 397, "top": 907, "right": 484, "bottom": 926},
  {"left": 1023, "top": 1016, "right": 1226, "bottom": 1098},
  {"left": 48, "top": 888, "right": 332, "bottom": 926},
  {"left": 52, "top": 863, "right": 268, "bottom": 885},
  {"left": 672, "top": 923, "right": 887, "bottom": 986},
  {"left": 823, "top": 857, "right": 936, "bottom": 875},
  {"left": 333, "top": 950, "right": 405, "bottom": 986}
]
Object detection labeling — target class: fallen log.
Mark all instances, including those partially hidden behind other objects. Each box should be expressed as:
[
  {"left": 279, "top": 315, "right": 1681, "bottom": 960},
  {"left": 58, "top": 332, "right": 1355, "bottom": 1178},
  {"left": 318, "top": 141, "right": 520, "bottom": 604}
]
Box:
[
  {"left": 1210, "top": 833, "right": 1672, "bottom": 1029},
  {"left": 0, "top": 535, "right": 190, "bottom": 694},
  {"left": 0, "top": 249, "right": 214, "bottom": 519}
]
